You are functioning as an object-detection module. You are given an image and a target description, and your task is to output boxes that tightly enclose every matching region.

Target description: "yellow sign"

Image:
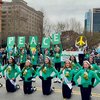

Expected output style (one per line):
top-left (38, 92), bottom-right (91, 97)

top-left (75, 36), bottom-right (87, 47)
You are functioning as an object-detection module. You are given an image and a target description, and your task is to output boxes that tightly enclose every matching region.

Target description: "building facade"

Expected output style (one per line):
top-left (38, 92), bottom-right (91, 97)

top-left (93, 8), bottom-right (100, 33)
top-left (0, 0), bottom-right (2, 46)
top-left (1, 0), bottom-right (43, 44)
top-left (85, 8), bottom-right (100, 34)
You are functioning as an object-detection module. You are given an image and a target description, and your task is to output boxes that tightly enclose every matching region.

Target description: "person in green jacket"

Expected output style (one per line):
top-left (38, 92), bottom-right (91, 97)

top-left (69, 55), bottom-right (82, 85)
top-left (53, 45), bottom-right (62, 83)
top-left (74, 60), bottom-right (100, 100)
top-left (30, 48), bottom-right (38, 71)
top-left (88, 56), bottom-right (100, 85)
top-left (19, 48), bottom-right (27, 70)
top-left (2, 56), bottom-right (21, 92)
top-left (30, 47), bottom-right (38, 82)
top-left (37, 56), bottom-right (58, 95)
top-left (21, 60), bottom-right (37, 94)
top-left (84, 49), bottom-right (90, 60)
top-left (59, 59), bottom-right (74, 99)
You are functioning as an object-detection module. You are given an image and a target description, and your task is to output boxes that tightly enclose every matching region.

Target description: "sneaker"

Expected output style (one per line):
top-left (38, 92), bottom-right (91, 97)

top-left (19, 79), bottom-right (23, 81)
top-left (33, 87), bottom-right (37, 91)
top-left (53, 78), bottom-right (57, 83)
top-left (16, 84), bottom-right (20, 89)
top-left (32, 78), bottom-right (36, 82)
top-left (57, 79), bottom-right (61, 83)
top-left (0, 83), bottom-right (3, 88)
top-left (52, 87), bottom-right (55, 91)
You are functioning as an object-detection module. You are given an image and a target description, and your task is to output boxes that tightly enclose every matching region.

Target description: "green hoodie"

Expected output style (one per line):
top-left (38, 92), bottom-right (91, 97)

top-left (74, 69), bottom-right (100, 88)
top-left (2, 64), bottom-right (21, 79)
top-left (59, 68), bottom-right (75, 84)
top-left (30, 51), bottom-right (38, 65)
top-left (20, 52), bottom-right (27, 63)
top-left (37, 64), bottom-right (58, 80)
top-left (21, 66), bottom-right (37, 82)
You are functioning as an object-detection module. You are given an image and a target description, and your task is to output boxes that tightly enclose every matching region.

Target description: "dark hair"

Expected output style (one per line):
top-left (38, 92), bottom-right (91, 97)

top-left (69, 56), bottom-right (77, 63)
top-left (88, 56), bottom-right (95, 64)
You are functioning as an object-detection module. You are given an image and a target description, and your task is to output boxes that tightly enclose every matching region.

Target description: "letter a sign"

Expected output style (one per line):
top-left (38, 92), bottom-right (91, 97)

top-left (18, 36), bottom-right (25, 48)
top-left (29, 36), bottom-right (38, 47)
top-left (42, 37), bottom-right (50, 48)
top-left (7, 37), bottom-right (15, 48)
top-left (52, 33), bottom-right (61, 45)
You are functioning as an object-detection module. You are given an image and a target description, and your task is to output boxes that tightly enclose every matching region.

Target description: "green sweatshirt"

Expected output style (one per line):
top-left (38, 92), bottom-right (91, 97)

top-left (59, 68), bottom-right (75, 84)
top-left (30, 51), bottom-right (38, 65)
top-left (52, 44), bottom-right (62, 63)
top-left (37, 64), bottom-right (58, 80)
top-left (20, 52), bottom-right (27, 63)
top-left (54, 52), bottom-right (61, 63)
top-left (2, 64), bottom-right (21, 79)
top-left (74, 69), bottom-right (100, 88)
top-left (21, 66), bottom-right (37, 82)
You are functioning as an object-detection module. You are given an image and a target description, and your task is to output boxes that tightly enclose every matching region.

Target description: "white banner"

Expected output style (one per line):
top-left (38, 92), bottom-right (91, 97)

top-left (61, 51), bottom-right (83, 62)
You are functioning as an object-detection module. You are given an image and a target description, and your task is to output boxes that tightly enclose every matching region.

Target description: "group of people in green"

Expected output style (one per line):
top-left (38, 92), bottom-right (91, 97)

top-left (0, 44), bottom-right (100, 100)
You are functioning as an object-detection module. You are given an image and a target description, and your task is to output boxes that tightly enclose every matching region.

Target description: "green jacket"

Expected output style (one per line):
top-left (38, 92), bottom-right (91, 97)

top-left (54, 52), bottom-right (61, 63)
top-left (2, 64), bottom-right (21, 79)
top-left (59, 68), bottom-right (75, 84)
top-left (30, 51), bottom-right (38, 65)
top-left (52, 44), bottom-right (62, 63)
top-left (74, 69), bottom-right (100, 87)
top-left (20, 53), bottom-right (27, 63)
top-left (21, 66), bottom-right (37, 82)
top-left (37, 64), bottom-right (58, 80)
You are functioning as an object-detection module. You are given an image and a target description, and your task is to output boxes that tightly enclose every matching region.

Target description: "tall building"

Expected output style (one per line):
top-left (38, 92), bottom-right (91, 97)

top-left (85, 9), bottom-right (92, 33)
top-left (85, 8), bottom-right (100, 34)
top-left (1, 0), bottom-right (43, 44)
top-left (93, 8), bottom-right (100, 33)
top-left (0, 0), bottom-right (3, 46)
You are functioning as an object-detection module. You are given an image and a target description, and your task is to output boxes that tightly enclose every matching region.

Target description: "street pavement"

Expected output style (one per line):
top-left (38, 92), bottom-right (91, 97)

top-left (0, 76), bottom-right (100, 100)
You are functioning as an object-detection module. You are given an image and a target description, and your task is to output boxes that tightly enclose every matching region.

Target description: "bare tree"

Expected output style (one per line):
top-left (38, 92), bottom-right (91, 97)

top-left (53, 22), bottom-right (66, 33)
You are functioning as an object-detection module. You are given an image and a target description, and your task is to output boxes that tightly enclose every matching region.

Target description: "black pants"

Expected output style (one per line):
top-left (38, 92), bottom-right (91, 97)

top-left (91, 78), bottom-right (95, 86)
top-left (20, 63), bottom-right (25, 70)
top-left (72, 74), bottom-right (76, 86)
top-left (62, 83), bottom-right (72, 99)
top-left (23, 81), bottom-right (33, 94)
top-left (6, 79), bottom-right (17, 92)
top-left (80, 85), bottom-right (92, 100)
top-left (55, 62), bottom-right (61, 72)
top-left (39, 76), bottom-right (52, 95)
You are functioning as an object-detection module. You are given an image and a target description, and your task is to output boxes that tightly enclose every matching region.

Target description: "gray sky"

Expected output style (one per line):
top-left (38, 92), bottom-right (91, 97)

top-left (3, 0), bottom-right (100, 26)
